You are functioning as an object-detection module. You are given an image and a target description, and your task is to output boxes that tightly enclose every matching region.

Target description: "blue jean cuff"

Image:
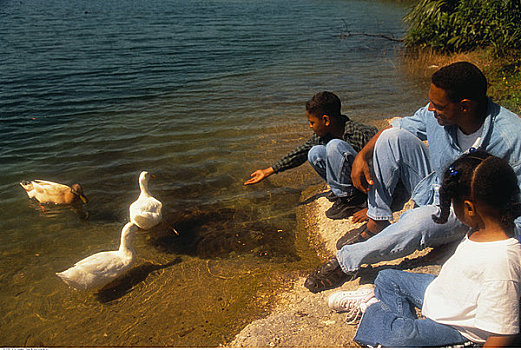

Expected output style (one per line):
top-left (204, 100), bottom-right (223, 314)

top-left (336, 250), bottom-right (357, 273)
top-left (367, 211), bottom-right (393, 221)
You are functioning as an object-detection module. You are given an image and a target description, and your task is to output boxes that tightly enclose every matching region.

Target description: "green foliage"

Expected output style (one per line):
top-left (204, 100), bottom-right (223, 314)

top-left (404, 0), bottom-right (521, 56)
top-left (487, 59), bottom-right (521, 114)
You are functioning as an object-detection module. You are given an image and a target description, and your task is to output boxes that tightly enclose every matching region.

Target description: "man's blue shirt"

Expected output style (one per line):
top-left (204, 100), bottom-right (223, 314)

top-left (391, 100), bottom-right (521, 229)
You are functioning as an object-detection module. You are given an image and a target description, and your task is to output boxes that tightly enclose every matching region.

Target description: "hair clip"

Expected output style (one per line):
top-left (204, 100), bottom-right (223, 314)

top-left (448, 165), bottom-right (459, 177)
top-left (468, 147), bottom-right (477, 153)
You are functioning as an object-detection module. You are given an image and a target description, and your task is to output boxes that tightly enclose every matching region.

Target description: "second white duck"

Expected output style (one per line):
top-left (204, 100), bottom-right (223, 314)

top-left (129, 171), bottom-right (163, 230)
top-left (56, 222), bottom-right (138, 291)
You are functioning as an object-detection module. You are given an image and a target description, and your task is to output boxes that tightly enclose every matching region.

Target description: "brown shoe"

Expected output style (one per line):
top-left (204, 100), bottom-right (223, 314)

top-left (336, 223), bottom-right (378, 250)
top-left (304, 257), bottom-right (357, 293)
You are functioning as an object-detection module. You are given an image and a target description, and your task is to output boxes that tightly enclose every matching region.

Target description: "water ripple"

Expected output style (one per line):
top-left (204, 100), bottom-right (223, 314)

top-left (0, 0), bottom-right (429, 346)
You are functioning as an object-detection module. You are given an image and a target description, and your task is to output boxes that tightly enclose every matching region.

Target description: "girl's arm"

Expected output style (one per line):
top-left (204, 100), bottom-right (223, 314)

top-left (484, 334), bottom-right (519, 347)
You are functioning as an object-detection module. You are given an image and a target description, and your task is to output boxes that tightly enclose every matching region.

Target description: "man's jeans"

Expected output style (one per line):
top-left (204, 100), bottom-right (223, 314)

top-left (336, 128), bottom-right (468, 272)
top-left (368, 127), bottom-right (431, 221)
top-left (307, 139), bottom-right (357, 197)
top-left (354, 269), bottom-right (469, 347)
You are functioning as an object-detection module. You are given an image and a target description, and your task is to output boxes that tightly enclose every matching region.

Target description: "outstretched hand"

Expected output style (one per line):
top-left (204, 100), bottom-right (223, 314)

top-left (244, 167), bottom-right (275, 185)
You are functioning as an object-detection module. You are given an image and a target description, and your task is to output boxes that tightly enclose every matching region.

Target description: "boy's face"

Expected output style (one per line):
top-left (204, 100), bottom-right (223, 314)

top-left (306, 111), bottom-right (330, 137)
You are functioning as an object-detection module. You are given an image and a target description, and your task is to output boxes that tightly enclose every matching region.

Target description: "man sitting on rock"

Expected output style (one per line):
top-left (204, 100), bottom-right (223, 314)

top-left (304, 61), bottom-right (521, 293)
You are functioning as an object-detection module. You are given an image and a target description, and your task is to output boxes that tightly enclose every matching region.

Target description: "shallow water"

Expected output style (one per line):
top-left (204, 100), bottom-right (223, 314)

top-left (1, 0), bottom-right (428, 346)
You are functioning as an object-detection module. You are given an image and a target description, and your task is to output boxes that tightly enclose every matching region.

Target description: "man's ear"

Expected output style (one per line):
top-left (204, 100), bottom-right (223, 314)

top-left (322, 114), bottom-right (331, 126)
top-left (459, 99), bottom-right (474, 113)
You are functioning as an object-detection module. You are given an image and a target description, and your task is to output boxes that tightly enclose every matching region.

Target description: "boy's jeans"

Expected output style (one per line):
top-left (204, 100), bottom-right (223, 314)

top-left (336, 128), bottom-right (468, 273)
top-left (354, 269), bottom-right (469, 347)
top-left (307, 139), bottom-right (357, 197)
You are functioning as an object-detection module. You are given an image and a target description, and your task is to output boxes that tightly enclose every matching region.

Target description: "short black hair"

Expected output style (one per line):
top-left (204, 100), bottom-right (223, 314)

top-left (431, 61), bottom-right (488, 106)
top-left (305, 91), bottom-right (341, 118)
top-left (432, 150), bottom-right (520, 231)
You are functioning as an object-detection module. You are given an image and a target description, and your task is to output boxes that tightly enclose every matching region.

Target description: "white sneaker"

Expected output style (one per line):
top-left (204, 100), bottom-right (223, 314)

top-left (360, 296), bottom-right (378, 313)
top-left (328, 286), bottom-right (376, 324)
top-left (328, 286), bottom-right (375, 312)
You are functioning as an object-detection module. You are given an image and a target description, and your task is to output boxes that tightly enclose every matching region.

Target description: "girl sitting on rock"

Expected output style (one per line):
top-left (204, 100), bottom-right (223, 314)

top-left (327, 150), bottom-right (521, 347)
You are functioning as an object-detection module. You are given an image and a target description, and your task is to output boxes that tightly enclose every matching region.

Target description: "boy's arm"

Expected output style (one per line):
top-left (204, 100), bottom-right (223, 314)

top-left (244, 135), bottom-right (321, 185)
top-left (351, 126), bottom-right (391, 193)
top-left (484, 334), bottom-right (518, 347)
top-left (244, 167), bottom-right (275, 185)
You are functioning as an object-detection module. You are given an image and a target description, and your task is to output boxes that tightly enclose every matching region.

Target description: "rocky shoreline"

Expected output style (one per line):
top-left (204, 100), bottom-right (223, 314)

top-left (226, 184), bottom-right (453, 348)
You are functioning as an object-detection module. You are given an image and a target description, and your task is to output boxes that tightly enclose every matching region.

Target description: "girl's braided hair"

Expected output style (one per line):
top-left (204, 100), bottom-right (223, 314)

top-left (432, 149), bottom-right (521, 230)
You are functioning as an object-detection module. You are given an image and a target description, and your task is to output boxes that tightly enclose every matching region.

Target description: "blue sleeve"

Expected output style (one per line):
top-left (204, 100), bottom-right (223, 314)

top-left (390, 105), bottom-right (430, 142)
top-left (513, 161), bottom-right (521, 233)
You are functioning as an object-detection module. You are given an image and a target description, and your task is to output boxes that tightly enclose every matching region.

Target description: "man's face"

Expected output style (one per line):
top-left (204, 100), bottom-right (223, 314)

top-left (428, 83), bottom-right (462, 127)
top-left (306, 111), bottom-right (329, 137)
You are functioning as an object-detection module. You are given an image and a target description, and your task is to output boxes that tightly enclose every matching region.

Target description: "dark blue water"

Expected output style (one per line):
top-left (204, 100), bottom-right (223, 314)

top-left (0, 0), bottom-right (427, 346)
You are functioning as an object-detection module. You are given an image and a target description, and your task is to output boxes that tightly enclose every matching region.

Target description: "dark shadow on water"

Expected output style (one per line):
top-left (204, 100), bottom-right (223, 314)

top-left (149, 205), bottom-right (300, 262)
top-left (80, 208), bottom-right (122, 223)
top-left (298, 191), bottom-right (331, 206)
top-left (95, 257), bottom-right (182, 303)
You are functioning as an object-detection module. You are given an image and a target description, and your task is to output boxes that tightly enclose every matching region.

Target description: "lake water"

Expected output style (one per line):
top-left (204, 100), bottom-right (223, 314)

top-left (0, 0), bottom-right (428, 346)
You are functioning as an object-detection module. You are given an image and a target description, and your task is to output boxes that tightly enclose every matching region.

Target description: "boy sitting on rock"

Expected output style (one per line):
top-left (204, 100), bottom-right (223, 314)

top-left (244, 91), bottom-right (378, 220)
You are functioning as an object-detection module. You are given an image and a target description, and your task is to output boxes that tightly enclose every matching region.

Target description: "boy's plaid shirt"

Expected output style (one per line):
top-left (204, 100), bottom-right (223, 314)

top-left (272, 115), bottom-right (378, 173)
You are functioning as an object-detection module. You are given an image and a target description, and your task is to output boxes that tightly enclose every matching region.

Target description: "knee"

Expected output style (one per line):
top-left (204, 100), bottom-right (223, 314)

top-left (377, 128), bottom-right (408, 147)
top-left (308, 145), bottom-right (326, 164)
top-left (376, 128), bottom-right (423, 153)
top-left (326, 139), bottom-right (354, 158)
top-left (399, 205), bottom-right (456, 234)
top-left (374, 269), bottom-right (398, 289)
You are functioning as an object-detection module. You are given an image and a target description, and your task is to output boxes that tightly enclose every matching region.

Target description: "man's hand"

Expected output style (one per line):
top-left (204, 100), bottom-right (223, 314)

top-left (351, 125), bottom-right (390, 193)
top-left (244, 167), bottom-right (275, 185)
top-left (351, 153), bottom-right (373, 193)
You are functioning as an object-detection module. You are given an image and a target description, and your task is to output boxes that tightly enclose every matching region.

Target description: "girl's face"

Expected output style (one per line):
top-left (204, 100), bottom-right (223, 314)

top-left (452, 199), bottom-right (469, 226)
top-left (452, 197), bottom-right (481, 229)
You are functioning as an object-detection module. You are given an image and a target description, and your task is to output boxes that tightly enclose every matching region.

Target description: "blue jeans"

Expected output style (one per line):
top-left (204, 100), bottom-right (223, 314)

top-left (336, 128), bottom-right (468, 272)
top-left (354, 269), bottom-right (469, 347)
top-left (368, 127), bottom-right (432, 221)
top-left (307, 139), bottom-right (358, 197)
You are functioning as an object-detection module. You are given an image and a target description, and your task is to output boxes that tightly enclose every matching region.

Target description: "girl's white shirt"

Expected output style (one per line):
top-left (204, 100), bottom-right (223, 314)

top-left (422, 229), bottom-right (521, 343)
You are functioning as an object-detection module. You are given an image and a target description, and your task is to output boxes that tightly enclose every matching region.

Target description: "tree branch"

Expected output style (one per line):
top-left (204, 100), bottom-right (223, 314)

top-left (340, 19), bottom-right (404, 43)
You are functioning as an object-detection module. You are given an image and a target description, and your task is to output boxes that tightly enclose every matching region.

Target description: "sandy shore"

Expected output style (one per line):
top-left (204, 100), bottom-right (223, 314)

top-left (226, 184), bottom-right (453, 348)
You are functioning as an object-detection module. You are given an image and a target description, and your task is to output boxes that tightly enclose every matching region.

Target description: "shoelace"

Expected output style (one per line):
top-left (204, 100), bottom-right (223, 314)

top-left (342, 294), bottom-right (376, 324)
top-left (337, 296), bottom-right (364, 324)
top-left (345, 307), bottom-right (362, 324)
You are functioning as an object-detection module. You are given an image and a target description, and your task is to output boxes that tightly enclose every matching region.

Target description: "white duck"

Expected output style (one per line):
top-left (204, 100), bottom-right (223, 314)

top-left (129, 171), bottom-right (179, 234)
top-left (129, 171), bottom-right (162, 229)
top-left (20, 180), bottom-right (88, 205)
top-left (56, 222), bottom-right (138, 290)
